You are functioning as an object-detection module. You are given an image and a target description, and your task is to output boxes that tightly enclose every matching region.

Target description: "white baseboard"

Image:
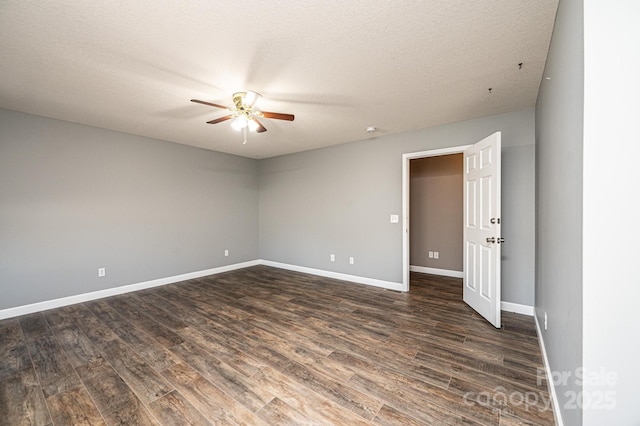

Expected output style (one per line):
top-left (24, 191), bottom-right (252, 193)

top-left (501, 301), bottom-right (535, 316)
top-left (0, 260), bottom-right (260, 320)
top-left (534, 313), bottom-right (564, 426)
top-left (259, 260), bottom-right (405, 292)
top-left (409, 265), bottom-right (464, 278)
top-left (0, 260), bottom-right (529, 325)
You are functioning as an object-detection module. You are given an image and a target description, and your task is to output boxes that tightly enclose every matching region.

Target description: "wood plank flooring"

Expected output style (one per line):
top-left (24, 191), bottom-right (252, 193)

top-left (0, 266), bottom-right (555, 425)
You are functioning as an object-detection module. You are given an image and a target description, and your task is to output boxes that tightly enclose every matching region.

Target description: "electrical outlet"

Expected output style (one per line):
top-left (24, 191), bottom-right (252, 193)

top-left (390, 214), bottom-right (399, 223)
top-left (98, 267), bottom-right (106, 277)
top-left (224, 249), bottom-right (229, 257)
top-left (434, 251), bottom-right (439, 259)
top-left (349, 257), bottom-right (354, 265)
top-left (544, 312), bottom-right (548, 330)
top-left (330, 254), bottom-right (335, 262)
top-left (428, 251), bottom-right (434, 258)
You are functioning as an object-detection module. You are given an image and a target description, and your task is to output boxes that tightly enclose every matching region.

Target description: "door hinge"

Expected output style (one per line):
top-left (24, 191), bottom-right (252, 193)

top-left (490, 217), bottom-right (501, 224)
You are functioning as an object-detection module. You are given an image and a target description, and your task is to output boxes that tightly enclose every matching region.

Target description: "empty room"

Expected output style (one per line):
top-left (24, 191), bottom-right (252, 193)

top-left (1, 1), bottom-right (638, 425)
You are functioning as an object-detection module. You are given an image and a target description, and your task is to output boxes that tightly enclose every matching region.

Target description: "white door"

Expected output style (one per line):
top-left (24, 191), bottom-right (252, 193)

top-left (463, 132), bottom-right (502, 328)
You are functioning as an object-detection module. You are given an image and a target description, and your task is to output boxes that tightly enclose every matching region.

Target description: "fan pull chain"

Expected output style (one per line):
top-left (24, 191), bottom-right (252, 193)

top-left (243, 126), bottom-right (248, 144)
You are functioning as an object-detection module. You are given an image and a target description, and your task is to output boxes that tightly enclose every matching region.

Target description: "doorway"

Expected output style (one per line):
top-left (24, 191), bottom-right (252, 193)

top-left (401, 146), bottom-right (471, 291)
top-left (408, 153), bottom-right (464, 279)
top-left (402, 132), bottom-right (502, 328)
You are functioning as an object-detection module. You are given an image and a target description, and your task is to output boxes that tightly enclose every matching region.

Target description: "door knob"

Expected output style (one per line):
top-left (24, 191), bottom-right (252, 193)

top-left (486, 237), bottom-right (495, 243)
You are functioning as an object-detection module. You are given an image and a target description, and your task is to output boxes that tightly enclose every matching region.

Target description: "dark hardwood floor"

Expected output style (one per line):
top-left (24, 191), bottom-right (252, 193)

top-left (0, 266), bottom-right (555, 425)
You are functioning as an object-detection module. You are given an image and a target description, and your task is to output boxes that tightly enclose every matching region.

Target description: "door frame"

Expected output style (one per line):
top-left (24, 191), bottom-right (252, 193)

top-left (401, 145), bottom-right (472, 291)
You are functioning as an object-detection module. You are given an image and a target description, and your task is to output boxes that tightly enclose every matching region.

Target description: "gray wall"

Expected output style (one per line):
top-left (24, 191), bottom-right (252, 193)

top-left (409, 154), bottom-right (463, 272)
top-left (536, 1), bottom-right (640, 423)
top-left (0, 109), bottom-right (259, 310)
top-left (1, 108), bottom-right (536, 311)
top-left (534, 0), bottom-right (583, 424)
top-left (260, 109), bottom-right (536, 306)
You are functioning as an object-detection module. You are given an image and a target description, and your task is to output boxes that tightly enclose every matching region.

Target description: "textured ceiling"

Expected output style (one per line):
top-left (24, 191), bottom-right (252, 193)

top-left (0, 0), bottom-right (558, 159)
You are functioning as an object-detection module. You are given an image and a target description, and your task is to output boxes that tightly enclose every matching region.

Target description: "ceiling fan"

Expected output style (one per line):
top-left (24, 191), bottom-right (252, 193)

top-left (191, 91), bottom-right (294, 136)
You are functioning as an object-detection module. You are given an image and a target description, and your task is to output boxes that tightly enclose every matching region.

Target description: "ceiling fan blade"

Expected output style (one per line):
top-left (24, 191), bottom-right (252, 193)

top-left (261, 111), bottom-right (295, 121)
top-left (207, 115), bottom-right (234, 124)
top-left (191, 99), bottom-right (230, 110)
top-left (253, 118), bottom-right (267, 133)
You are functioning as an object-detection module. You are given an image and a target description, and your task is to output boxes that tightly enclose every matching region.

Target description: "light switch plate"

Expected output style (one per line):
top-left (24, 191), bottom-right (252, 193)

top-left (390, 214), bottom-right (399, 223)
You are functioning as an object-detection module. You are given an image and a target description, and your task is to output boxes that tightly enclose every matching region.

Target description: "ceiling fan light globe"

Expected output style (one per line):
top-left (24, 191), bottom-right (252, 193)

top-left (231, 116), bottom-right (248, 131)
